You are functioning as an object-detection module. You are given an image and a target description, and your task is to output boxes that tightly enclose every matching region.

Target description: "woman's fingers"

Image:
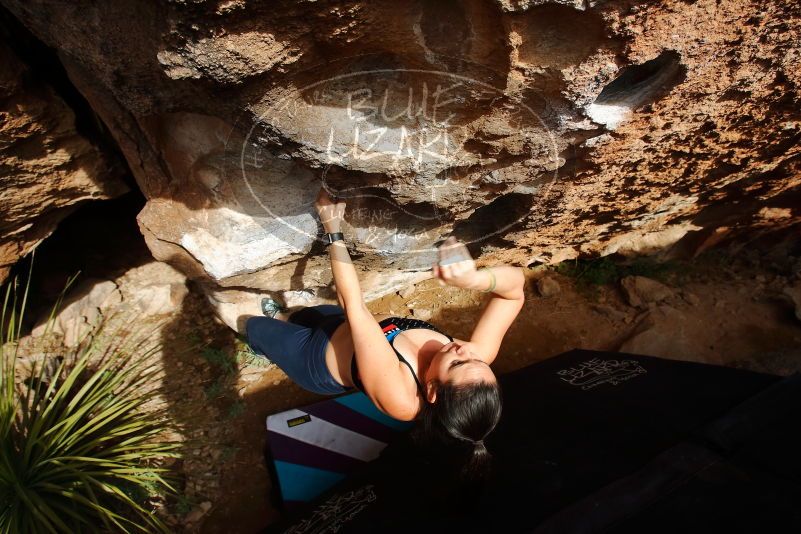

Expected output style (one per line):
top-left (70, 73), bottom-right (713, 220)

top-left (316, 187), bottom-right (344, 210)
top-left (439, 263), bottom-right (453, 280)
top-left (438, 257), bottom-right (475, 279)
top-left (449, 258), bottom-right (474, 277)
top-left (434, 238), bottom-right (477, 288)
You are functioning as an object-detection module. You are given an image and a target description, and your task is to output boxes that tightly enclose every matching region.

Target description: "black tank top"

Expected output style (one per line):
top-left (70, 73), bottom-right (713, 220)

top-left (350, 317), bottom-right (454, 395)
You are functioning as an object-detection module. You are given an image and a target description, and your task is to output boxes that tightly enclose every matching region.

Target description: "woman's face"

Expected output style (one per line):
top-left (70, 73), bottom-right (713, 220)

top-left (424, 341), bottom-right (496, 402)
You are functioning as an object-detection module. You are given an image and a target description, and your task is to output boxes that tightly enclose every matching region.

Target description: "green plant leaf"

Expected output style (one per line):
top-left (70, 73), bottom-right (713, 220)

top-left (1, 271), bottom-right (177, 533)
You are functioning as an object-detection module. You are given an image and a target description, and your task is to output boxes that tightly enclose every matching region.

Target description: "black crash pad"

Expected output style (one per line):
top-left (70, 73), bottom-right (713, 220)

top-left (267, 349), bottom-right (800, 533)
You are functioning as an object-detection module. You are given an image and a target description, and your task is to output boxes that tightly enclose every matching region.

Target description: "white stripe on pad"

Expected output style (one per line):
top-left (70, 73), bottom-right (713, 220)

top-left (266, 409), bottom-right (385, 462)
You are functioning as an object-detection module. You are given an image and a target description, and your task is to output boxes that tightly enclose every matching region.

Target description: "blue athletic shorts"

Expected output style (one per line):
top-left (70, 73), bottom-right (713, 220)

top-left (245, 304), bottom-right (350, 395)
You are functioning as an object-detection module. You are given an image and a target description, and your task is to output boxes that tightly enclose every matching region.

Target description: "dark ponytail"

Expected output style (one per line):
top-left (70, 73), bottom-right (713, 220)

top-left (414, 381), bottom-right (502, 481)
top-left (465, 439), bottom-right (491, 478)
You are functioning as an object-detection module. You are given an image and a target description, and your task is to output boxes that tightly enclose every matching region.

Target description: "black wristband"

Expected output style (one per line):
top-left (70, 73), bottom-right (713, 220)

top-left (323, 232), bottom-right (344, 246)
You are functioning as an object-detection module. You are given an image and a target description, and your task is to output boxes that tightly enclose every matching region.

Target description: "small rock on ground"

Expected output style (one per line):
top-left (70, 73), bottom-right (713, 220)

top-left (621, 276), bottom-right (674, 308)
top-left (411, 308), bottom-right (433, 320)
top-left (398, 285), bottom-right (416, 299)
top-left (537, 276), bottom-right (561, 298)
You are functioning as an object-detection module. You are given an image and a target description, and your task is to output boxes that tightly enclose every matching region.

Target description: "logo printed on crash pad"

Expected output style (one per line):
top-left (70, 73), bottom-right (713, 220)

top-left (285, 485), bottom-right (377, 534)
top-left (287, 414), bottom-right (312, 427)
top-left (557, 358), bottom-right (646, 390)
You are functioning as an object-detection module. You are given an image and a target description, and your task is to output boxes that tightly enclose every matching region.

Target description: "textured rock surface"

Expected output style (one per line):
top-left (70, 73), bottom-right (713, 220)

top-left (0, 39), bottom-right (127, 283)
top-left (31, 278), bottom-right (123, 345)
top-left (785, 282), bottom-right (801, 322)
top-left (30, 260), bottom-right (190, 345)
top-left (1, 0), bottom-right (799, 305)
top-left (620, 275), bottom-right (674, 308)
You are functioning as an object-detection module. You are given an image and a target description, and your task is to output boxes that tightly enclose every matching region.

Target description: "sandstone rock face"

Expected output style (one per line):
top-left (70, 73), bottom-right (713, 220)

top-left (1, 0), bottom-right (799, 305)
top-left (0, 40), bottom-right (127, 283)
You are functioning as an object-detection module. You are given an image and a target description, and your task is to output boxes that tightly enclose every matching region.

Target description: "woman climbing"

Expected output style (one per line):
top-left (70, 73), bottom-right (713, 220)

top-left (244, 187), bottom-right (526, 478)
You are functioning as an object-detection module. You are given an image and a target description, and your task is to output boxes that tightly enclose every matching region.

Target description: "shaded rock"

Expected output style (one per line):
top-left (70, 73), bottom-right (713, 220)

top-left (184, 502), bottom-right (212, 525)
top-left (619, 305), bottom-right (698, 361)
top-left (0, 40), bottom-right (127, 284)
top-left (621, 276), bottom-right (674, 308)
top-left (591, 304), bottom-right (629, 322)
top-left (681, 291), bottom-right (701, 306)
top-left (536, 276), bottom-right (561, 298)
top-left (783, 284), bottom-right (801, 322)
top-left (32, 278), bottom-right (122, 345)
top-left (734, 348), bottom-right (801, 376)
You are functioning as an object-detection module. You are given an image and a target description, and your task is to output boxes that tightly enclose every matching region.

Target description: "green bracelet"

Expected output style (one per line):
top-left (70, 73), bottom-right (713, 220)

top-left (478, 267), bottom-right (496, 293)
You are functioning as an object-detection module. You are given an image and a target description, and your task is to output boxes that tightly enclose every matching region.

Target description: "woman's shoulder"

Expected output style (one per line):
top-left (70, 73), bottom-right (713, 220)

top-left (369, 374), bottom-right (424, 422)
top-left (390, 398), bottom-right (423, 422)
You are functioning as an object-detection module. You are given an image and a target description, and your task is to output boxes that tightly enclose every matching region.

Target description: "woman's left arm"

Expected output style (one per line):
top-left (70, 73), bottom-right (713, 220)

top-left (465, 267), bottom-right (525, 364)
top-left (433, 237), bottom-right (526, 364)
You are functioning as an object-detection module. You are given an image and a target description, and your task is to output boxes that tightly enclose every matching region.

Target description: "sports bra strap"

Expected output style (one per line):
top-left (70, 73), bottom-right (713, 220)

top-left (396, 353), bottom-right (426, 396)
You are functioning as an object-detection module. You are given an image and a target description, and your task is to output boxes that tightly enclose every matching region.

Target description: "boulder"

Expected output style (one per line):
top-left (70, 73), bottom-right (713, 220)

top-left (32, 278), bottom-right (123, 345)
top-left (116, 261), bottom-right (190, 317)
top-left (1, 0), bottom-right (799, 306)
top-left (620, 276), bottom-right (675, 308)
top-left (619, 305), bottom-right (699, 362)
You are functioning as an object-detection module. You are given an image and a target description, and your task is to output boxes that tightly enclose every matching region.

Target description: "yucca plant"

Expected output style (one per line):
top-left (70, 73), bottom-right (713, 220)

top-left (0, 267), bottom-right (180, 533)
